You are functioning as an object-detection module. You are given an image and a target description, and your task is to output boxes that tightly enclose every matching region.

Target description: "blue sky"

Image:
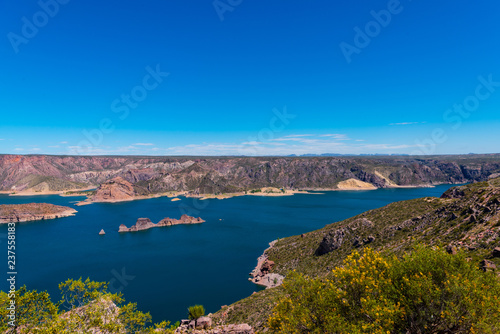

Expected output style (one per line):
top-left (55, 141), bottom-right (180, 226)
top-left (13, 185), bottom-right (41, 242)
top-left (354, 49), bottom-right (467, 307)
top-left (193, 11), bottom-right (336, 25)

top-left (1, 0), bottom-right (499, 156)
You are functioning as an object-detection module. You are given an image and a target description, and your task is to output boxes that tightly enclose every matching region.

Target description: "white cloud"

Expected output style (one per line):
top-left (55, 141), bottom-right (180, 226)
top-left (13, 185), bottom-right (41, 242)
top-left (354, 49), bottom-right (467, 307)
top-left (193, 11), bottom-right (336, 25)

top-left (132, 143), bottom-right (154, 146)
top-left (389, 122), bottom-right (426, 126)
top-left (48, 145), bottom-right (60, 148)
top-left (14, 148), bottom-right (23, 151)
top-left (60, 141), bottom-right (68, 144)
top-left (319, 134), bottom-right (349, 140)
top-left (283, 134), bottom-right (314, 138)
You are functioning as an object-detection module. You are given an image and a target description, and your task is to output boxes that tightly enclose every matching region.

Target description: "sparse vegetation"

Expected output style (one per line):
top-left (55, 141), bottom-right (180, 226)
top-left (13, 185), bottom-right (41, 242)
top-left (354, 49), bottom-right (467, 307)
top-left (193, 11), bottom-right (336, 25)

top-left (188, 304), bottom-right (205, 320)
top-left (214, 179), bottom-right (500, 330)
top-left (269, 247), bottom-right (500, 333)
top-left (0, 278), bottom-right (178, 333)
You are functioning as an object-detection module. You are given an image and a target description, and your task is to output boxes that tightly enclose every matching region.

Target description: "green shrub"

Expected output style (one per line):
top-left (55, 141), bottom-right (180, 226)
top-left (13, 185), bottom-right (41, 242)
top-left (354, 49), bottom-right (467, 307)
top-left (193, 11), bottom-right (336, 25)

top-left (0, 278), bottom-right (177, 333)
top-left (269, 246), bottom-right (500, 333)
top-left (188, 305), bottom-right (205, 320)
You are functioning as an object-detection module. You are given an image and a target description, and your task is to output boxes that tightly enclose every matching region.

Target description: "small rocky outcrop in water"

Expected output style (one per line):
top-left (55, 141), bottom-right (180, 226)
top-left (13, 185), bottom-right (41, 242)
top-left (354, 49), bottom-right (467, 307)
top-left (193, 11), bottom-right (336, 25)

top-left (119, 215), bottom-right (205, 232)
top-left (99, 229), bottom-right (105, 235)
top-left (0, 203), bottom-right (77, 223)
top-left (158, 215), bottom-right (205, 226)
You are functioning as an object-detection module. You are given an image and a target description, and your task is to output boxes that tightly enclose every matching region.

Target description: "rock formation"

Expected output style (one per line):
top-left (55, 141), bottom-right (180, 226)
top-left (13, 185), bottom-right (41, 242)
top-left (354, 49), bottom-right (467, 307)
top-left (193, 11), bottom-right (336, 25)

top-left (0, 203), bottom-right (77, 223)
top-left (316, 218), bottom-right (374, 255)
top-left (158, 214), bottom-right (205, 226)
top-left (249, 240), bottom-right (284, 289)
top-left (90, 177), bottom-right (142, 203)
top-left (119, 215), bottom-right (205, 232)
top-left (99, 229), bottom-right (105, 235)
top-left (175, 319), bottom-right (254, 334)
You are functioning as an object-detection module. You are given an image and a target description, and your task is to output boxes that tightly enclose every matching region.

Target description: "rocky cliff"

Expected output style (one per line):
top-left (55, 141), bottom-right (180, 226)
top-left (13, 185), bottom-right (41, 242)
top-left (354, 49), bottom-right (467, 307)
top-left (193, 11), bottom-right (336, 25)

top-left (1, 154), bottom-right (500, 199)
top-left (0, 203), bottom-right (77, 223)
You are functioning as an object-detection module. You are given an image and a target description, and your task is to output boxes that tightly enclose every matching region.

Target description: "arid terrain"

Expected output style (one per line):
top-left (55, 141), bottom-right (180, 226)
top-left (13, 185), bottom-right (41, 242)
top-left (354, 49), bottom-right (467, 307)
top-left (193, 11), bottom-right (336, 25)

top-left (2, 154), bottom-right (500, 204)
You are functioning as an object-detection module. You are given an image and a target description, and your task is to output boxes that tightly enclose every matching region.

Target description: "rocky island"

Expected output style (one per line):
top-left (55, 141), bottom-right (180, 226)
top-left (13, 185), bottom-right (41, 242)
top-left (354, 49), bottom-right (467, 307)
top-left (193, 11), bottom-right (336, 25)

top-left (119, 214), bottom-right (205, 232)
top-left (0, 203), bottom-right (77, 223)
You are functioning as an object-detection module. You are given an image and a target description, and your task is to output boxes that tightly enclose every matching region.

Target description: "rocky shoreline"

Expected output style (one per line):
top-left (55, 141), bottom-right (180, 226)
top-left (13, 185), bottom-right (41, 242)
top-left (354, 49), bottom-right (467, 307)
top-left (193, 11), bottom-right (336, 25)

top-left (118, 215), bottom-right (205, 232)
top-left (249, 240), bottom-right (284, 289)
top-left (0, 203), bottom-right (77, 224)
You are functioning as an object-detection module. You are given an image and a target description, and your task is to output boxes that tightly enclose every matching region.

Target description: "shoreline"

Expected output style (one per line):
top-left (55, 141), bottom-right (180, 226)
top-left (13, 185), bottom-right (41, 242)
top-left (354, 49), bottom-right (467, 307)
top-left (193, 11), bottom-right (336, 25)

top-left (249, 240), bottom-right (284, 289)
top-left (0, 182), bottom-right (449, 206)
top-left (0, 207), bottom-right (77, 224)
top-left (0, 186), bottom-right (96, 197)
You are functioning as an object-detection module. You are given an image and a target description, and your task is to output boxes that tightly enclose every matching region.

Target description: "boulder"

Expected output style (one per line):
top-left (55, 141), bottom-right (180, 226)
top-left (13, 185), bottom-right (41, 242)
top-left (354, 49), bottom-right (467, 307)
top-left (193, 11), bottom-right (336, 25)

top-left (493, 247), bottom-right (500, 258)
top-left (99, 229), bottom-right (105, 235)
top-left (261, 260), bottom-right (274, 274)
top-left (196, 316), bottom-right (212, 330)
top-left (316, 229), bottom-right (346, 255)
top-left (363, 235), bottom-right (375, 244)
top-left (480, 259), bottom-right (496, 272)
top-left (446, 245), bottom-right (457, 255)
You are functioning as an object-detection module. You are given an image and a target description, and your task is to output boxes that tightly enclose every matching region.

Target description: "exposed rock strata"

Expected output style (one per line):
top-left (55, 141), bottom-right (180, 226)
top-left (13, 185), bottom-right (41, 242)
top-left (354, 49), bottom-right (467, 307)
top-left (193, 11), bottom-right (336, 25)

top-left (0, 203), bottom-right (77, 223)
top-left (119, 215), bottom-right (205, 232)
top-left (2, 155), bottom-right (500, 199)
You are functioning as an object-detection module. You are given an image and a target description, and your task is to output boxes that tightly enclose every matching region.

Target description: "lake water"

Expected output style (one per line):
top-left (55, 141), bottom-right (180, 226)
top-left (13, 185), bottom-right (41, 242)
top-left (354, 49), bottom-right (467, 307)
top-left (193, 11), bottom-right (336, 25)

top-left (0, 184), bottom-right (456, 323)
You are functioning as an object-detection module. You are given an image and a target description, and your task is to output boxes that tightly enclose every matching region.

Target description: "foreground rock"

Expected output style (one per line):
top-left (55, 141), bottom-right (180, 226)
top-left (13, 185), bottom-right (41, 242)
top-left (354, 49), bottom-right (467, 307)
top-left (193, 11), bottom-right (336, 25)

top-left (175, 321), bottom-right (254, 334)
top-left (249, 240), bottom-right (284, 288)
top-left (119, 215), bottom-right (205, 232)
top-left (0, 203), bottom-right (77, 223)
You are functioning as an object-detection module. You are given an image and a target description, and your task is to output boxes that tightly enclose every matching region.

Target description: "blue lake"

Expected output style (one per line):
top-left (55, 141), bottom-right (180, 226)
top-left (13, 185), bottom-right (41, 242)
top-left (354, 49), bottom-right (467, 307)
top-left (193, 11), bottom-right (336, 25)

top-left (0, 184), bottom-right (456, 323)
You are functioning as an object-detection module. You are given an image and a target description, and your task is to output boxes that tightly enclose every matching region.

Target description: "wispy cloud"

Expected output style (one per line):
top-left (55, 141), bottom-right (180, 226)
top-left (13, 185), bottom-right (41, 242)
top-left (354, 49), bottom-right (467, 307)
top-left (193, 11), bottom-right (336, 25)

top-left (319, 133), bottom-right (349, 140)
top-left (14, 148), bottom-right (23, 151)
top-left (360, 144), bottom-right (415, 150)
top-left (132, 143), bottom-right (154, 146)
top-left (60, 141), bottom-right (68, 144)
top-left (282, 134), bottom-right (314, 138)
top-left (389, 122), bottom-right (426, 126)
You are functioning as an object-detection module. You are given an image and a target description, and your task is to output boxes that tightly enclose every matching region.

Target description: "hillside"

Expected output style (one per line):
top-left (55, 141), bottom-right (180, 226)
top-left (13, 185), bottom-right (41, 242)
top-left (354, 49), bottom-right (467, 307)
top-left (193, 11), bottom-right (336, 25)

top-left (1, 155), bottom-right (500, 199)
top-left (213, 176), bottom-right (500, 330)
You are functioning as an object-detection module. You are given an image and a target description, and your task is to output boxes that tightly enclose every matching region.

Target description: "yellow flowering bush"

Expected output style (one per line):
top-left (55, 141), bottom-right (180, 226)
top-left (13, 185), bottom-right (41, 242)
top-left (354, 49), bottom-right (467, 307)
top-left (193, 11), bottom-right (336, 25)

top-left (269, 246), bottom-right (500, 333)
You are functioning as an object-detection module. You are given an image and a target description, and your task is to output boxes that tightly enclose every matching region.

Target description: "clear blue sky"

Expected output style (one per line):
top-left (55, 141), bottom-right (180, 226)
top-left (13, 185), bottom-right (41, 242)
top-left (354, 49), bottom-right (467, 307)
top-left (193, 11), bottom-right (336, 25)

top-left (1, 0), bottom-right (499, 156)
